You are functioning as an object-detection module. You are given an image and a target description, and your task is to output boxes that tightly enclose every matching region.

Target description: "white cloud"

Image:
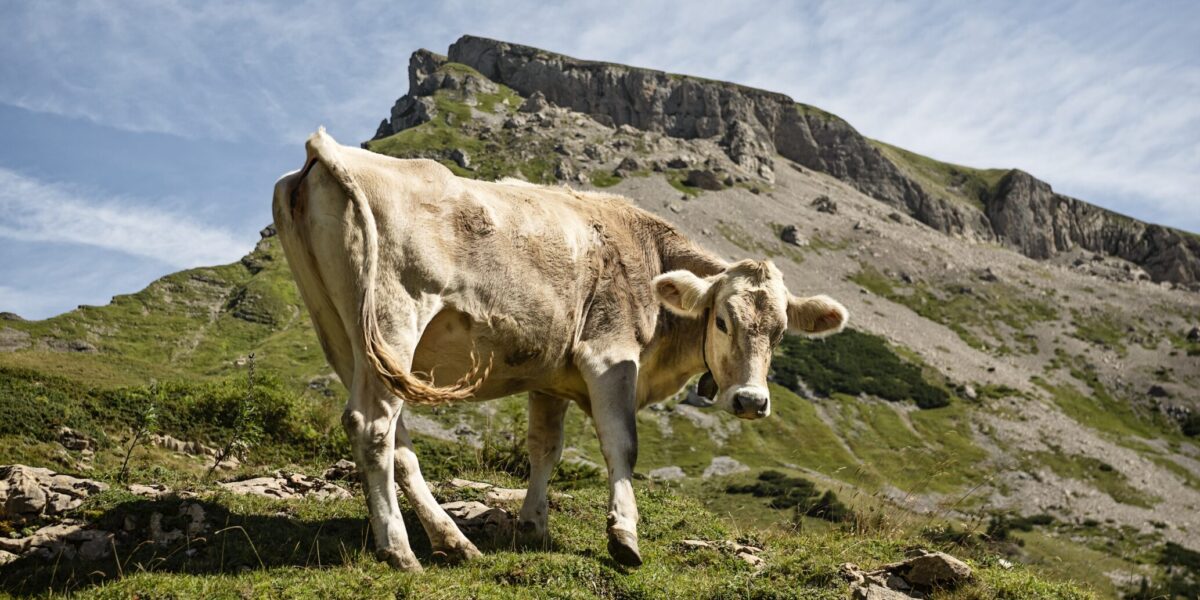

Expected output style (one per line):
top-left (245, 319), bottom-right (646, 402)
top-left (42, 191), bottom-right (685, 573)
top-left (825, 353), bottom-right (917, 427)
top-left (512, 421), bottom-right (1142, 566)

top-left (0, 168), bottom-right (248, 268)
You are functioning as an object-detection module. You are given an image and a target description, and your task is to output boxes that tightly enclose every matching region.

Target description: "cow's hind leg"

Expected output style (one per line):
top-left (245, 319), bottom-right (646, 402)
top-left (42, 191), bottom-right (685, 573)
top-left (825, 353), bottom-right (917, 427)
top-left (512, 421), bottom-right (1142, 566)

top-left (344, 367), bottom-right (421, 571)
top-left (581, 355), bottom-right (642, 567)
top-left (394, 412), bottom-right (482, 563)
top-left (518, 391), bottom-right (570, 548)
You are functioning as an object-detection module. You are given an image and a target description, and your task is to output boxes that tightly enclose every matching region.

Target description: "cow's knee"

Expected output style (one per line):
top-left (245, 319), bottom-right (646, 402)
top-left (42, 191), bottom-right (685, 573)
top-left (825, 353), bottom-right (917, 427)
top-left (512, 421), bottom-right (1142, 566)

top-left (342, 408), bottom-right (394, 471)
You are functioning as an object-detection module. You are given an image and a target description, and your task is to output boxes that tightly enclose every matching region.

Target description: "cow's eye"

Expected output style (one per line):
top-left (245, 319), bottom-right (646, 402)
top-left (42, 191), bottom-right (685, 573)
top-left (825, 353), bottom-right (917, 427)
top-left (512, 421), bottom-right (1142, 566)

top-left (715, 316), bottom-right (728, 334)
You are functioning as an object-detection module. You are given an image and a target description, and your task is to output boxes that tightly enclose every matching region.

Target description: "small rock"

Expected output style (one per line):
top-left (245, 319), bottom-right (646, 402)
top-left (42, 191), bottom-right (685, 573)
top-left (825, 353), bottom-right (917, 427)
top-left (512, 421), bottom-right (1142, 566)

top-left (851, 584), bottom-right (913, 600)
top-left (887, 212), bottom-right (905, 223)
top-left (1148, 385), bottom-right (1170, 398)
top-left (962, 385), bottom-right (978, 401)
top-left (737, 551), bottom-right (765, 569)
top-left (780, 225), bottom-right (809, 247)
top-left (680, 539), bottom-right (711, 550)
top-left (0, 549), bottom-right (17, 566)
top-left (614, 156), bottom-right (640, 176)
top-left (893, 550), bottom-right (972, 587)
top-left (322, 459), bottom-right (358, 482)
top-left (1187, 326), bottom-right (1200, 343)
top-left (441, 501), bottom-right (511, 539)
top-left (484, 487), bottom-right (526, 504)
top-left (684, 170), bottom-right (724, 191)
top-left (57, 427), bottom-right (93, 452)
top-left (447, 478), bottom-right (493, 490)
top-left (811, 195), bottom-right (837, 214)
top-left (129, 483), bottom-right (171, 499)
top-left (979, 267), bottom-right (1000, 282)
top-left (702, 456), bottom-right (749, 479)
top-left (519, 91), bottom-right (550, 113)
top-left (259, 224), bottom-right (277, 239)
top-left (648, 466), bottom-right (686, 481)
top-left (449, 148), bottom-right (471, 169)
top-left (666, 157), bottom-right (690, 169)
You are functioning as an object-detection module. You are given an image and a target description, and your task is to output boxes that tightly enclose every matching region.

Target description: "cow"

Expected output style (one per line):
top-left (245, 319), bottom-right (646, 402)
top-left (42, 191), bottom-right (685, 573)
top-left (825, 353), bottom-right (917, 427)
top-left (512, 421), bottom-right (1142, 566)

top-left (271, 128), bottom-right (848, 571)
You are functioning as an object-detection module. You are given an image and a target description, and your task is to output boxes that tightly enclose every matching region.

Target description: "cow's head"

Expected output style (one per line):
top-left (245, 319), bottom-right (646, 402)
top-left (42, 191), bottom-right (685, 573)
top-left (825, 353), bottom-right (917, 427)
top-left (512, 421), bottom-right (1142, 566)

top-left (653, 260), bottom-right (848, 419)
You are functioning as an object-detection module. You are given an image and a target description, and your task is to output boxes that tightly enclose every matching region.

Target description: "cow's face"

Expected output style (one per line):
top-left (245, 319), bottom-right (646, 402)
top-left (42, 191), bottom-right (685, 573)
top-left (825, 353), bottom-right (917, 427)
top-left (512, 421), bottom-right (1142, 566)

top-left (653, 260), bottom-right (848, 419)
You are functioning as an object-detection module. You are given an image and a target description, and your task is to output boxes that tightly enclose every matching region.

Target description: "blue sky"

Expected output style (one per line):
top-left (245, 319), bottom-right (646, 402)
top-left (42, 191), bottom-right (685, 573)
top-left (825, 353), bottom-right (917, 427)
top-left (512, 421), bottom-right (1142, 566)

top-left (1, 1), bottom-right (1197, 319)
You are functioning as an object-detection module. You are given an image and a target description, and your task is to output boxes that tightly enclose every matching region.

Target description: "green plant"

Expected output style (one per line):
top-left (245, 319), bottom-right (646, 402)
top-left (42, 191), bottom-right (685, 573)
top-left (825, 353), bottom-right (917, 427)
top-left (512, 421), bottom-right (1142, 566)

top-left (208, 354), bottom-right (265, 478)
top-left (772, 328), bottom-right (950, 408)
top-left (118, 384), bottom-right (160, 483)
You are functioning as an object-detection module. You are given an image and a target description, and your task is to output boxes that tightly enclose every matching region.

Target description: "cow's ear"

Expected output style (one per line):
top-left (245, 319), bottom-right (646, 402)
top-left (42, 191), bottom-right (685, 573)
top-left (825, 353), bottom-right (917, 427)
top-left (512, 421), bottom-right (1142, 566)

top-left (787, 294), bottom-right (848, 337)
top-left (653, 270), bottom-right (714, 317)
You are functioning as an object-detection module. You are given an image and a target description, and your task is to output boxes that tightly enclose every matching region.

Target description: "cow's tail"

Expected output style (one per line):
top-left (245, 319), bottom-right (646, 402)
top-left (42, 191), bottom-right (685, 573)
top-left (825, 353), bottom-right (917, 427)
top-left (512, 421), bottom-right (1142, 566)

top-left (303, 127), bottom-right (490, 405)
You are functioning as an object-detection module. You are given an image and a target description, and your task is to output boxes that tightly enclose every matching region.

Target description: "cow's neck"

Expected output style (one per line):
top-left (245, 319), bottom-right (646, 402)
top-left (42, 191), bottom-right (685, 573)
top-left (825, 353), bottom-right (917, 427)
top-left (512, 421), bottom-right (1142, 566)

top-left (636, 225), bottom-right (725, 406)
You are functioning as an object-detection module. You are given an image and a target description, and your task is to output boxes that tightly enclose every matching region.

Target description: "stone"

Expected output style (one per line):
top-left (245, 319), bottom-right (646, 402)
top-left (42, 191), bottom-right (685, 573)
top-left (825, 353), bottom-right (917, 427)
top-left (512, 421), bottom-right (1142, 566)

top-left (129, 483), bottom-right (171, 499)
top-left (736, 551), bottom-right (765, 569)
top-left (446, 478), bottom-right (493, 490)
top-left (684, 169), bottom-right (724, 191)
top-left (57, 427), bottom-right (93, 452)
top-left (323, 459), bottom-right (358, 482)
top-left (811, 195), bottom-right (837, 214)
top-left (441, 501), bottom-right (511, 539)
top-left (0, 549), bottom-right (17, 566)
top-left (1148, 385), bottom-right (1170, 398)
top-left (780, 225), bottom-right (809, 247)
top-left (679, 539), bottom-right (711, 550)
top-left (702, 456), bottom-right (749, 479)
top-left (666, 157), bottom-right (690, 169)
top-left (978, 267), bottom-right (1000, 282)
top-left (851, 584), bottom-right (913, 600)
top-left (1187, 326), bottom-right (1200, 343)
top-left (259, 224), bottom-right (277, 238)
top-left (614, 156), bottom-right (640, 176)
top-left (890, 550), bottom-right (972, 588)
top-left (2, 465), bottom-right (48, 517)
top-left (484, 487), bottom-right (526, 504)
top-left (962, 385), bottom-right (978, 401)
top-left (450, 148), bottom-right (471, 169)
top-left (218, 473), bottom-right (351, 500)
top-left (648, 466), bottom-right (686, 481)
top-left (519, 90), bottom-right (550, 113)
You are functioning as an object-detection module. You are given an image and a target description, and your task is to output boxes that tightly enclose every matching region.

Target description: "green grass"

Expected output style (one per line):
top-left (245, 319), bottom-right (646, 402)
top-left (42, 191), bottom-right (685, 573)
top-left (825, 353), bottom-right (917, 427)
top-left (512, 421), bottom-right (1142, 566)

top-left (849, 264), bottom-right (1058, 354)
top-left (870, 140), bottom-right (1009, 211)
top-left (1027, 451), bottom-right (1159, 508)
top-left (588, 170), bottom-right (622, 188)
top-left (0, 468), bottom-right (1092, 599)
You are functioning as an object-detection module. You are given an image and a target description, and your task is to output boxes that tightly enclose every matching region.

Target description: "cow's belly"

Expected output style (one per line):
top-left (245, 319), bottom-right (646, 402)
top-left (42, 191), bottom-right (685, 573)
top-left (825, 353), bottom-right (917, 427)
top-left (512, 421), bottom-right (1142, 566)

top-left (411, 306), bottom-right (578, 401)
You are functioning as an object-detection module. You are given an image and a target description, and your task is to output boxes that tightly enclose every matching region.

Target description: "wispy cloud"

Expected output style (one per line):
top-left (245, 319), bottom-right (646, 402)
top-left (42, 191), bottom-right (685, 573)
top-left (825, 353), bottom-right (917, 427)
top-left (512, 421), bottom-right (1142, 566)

top-left (0, 168), bottom-right (246, 268)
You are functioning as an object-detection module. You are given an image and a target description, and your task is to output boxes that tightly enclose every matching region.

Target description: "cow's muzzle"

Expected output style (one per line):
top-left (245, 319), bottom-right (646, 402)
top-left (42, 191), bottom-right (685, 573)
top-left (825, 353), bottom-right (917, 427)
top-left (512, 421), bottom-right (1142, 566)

top-left (731, 387), bottom-right (770, 419)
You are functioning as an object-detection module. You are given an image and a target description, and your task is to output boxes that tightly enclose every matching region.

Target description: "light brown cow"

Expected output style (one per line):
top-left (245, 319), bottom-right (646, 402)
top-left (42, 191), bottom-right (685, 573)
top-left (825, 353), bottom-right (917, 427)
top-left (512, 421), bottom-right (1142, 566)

top-left (272, 129), bottom-right (848, 571)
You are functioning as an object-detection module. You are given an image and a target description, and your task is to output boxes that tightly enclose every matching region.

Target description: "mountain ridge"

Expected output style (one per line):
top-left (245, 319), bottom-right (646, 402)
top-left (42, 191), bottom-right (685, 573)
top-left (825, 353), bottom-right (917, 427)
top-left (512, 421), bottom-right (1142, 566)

top-left (374, 34), bottom-right (1200, 287)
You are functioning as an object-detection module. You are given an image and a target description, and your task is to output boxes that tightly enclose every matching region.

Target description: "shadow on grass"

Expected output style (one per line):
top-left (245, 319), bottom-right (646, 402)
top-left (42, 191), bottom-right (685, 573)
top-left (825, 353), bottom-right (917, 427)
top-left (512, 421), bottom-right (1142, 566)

top-left (0, 494), bottom-right (521, 597)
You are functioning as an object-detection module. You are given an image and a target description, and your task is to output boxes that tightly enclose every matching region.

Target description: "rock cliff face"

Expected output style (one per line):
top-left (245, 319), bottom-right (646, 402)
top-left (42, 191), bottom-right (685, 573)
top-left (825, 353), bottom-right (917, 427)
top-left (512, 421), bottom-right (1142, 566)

top-left (988, 170), bottom-right (1200, 284)
top-left (372, 35), bottom-right (1200, 286)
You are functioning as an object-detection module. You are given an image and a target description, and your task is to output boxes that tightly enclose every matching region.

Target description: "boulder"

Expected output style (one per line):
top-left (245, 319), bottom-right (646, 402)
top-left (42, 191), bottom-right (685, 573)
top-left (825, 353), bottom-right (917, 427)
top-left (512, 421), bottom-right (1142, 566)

top-left (1187, 326), bottom-right (1200, 343)
top-left (322, 459), bottom-right (358, 482)
top-left (519, 90), bottom-right (550, 113)
top-left (702, 456), bottom-right (749, 479)
top-left (441, 500), bottom-right (511, 540)
top-left (57, 427), bottom-right (93, 452)
top-left (450, 148), bottom-right (471, 169)
top-left (780, 225), bottom-right (809, 247)
top-left (0, 465), bottom-right (107, 519)
top-left (648, 466), bottom-right (687, 481)
top-left (684, 169), bottom-right (724, 191)
top-left (484, 487), bottom-right (526, 504)
top-left (811, 195), bottom-right (837, 214)
top-left (896, 551), bottom-right (972, 587)
top-left (218, 472), bottom-right (351, 500)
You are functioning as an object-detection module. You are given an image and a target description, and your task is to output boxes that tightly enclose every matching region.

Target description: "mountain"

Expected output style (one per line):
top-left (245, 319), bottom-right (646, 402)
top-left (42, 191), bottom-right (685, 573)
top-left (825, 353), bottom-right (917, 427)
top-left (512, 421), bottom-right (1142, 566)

top-left (2, 35), bottom-right (1199, 598)
top-left (375, 35), bottom-right (1200, 287)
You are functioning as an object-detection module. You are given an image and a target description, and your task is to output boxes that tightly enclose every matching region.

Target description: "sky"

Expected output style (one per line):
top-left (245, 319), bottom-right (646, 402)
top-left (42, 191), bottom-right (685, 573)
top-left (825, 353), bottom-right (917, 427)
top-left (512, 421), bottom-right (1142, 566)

top-left (1, 1), bottom-right (1197, 319)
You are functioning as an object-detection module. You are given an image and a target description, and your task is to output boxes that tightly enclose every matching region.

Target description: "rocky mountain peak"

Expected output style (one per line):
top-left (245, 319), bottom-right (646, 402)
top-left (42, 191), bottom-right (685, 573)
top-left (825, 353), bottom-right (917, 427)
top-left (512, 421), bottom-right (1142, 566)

top-left (371, 34), bottom-right (1200, 288)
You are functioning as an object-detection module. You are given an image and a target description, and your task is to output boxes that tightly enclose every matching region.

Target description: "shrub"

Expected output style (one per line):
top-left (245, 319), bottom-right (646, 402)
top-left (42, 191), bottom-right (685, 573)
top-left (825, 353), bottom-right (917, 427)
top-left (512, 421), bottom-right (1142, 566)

top-left (772, 329), bottom-right (951, 408)
top-left (726, 470), bottom-right (851, 522)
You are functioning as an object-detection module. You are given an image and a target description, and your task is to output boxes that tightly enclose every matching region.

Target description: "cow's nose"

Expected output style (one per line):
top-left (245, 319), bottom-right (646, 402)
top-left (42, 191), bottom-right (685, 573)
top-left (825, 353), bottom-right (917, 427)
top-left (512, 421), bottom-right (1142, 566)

top-left (732, 391), bottom-right (769, 418)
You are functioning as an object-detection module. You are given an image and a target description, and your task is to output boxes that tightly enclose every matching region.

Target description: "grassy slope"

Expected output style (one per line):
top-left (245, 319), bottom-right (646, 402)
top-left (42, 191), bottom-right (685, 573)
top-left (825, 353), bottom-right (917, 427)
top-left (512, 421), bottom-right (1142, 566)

top-left (870, 140), bottom-right (1009, 211)
top-left (0, 469), bottom-right (1092, 599)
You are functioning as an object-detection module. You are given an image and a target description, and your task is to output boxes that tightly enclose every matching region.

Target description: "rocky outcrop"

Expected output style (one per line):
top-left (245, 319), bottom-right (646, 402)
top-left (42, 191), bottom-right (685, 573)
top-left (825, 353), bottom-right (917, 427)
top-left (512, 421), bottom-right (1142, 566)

top-left (370, 35), bottom-right (1200, 286)
top-left (987, 170), bottom-right (1200, 284)
top-left (0, 465), bottom-right (108, 519)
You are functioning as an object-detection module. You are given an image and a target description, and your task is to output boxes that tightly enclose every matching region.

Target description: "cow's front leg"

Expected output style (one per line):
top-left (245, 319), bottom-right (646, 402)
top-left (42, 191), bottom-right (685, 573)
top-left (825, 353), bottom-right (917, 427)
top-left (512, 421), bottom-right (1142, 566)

top-left (345, 370), bottom-right (420, 571)
top-left (393, 411), bottom-right (481, 563)
top-left (518, 392), bottom-right (570, 548)
top-left (582, 357), bottom-right (642, 567)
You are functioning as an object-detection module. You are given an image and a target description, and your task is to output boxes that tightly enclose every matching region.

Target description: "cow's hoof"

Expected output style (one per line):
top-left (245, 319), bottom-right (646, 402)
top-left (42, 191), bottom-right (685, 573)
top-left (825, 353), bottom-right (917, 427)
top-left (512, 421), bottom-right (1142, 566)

top-left (517, 520), bottom-right (550, 550)
top-left (378, 548), bottom-right (423, 572)
top-left (607, 529), bottom-right (643, 567)
top-left (431, 540), bottom-right (482, 564)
